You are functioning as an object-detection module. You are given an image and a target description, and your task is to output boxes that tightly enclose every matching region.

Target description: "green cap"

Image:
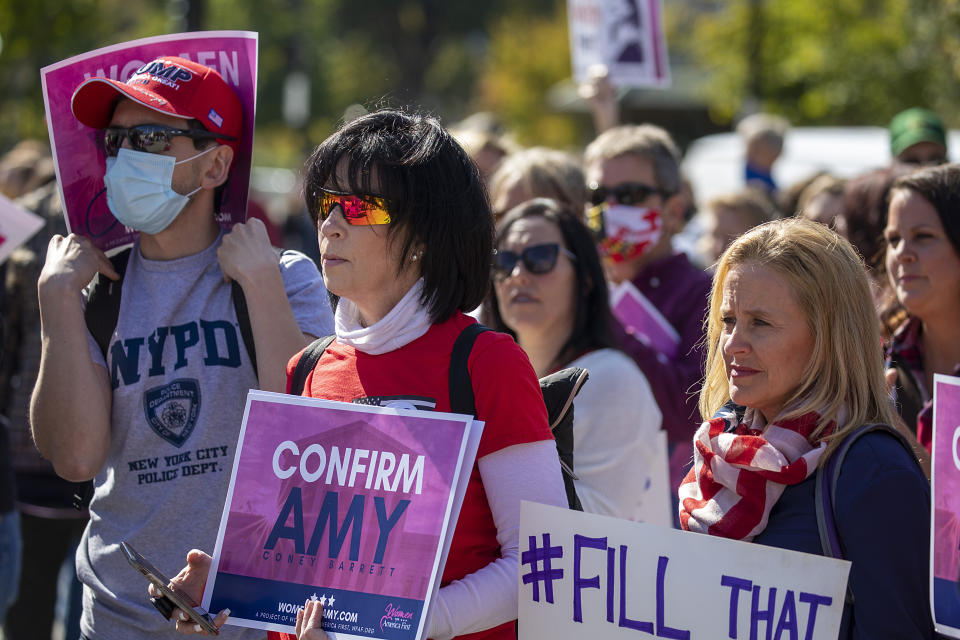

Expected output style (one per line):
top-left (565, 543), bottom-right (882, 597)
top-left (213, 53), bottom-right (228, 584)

top-left (889, 108), bottom-right (947, 157)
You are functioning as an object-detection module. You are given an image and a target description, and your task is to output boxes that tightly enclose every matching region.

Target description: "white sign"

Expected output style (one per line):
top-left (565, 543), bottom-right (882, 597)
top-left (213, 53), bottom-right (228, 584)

top-left (0, 194), bottom-right (45, 265)
top-left (519, 502), bottom-right (850, 639)
top-left (631, 430), bottom-right (671, 528)
top-left (568, 0), bottom-right (670, 88)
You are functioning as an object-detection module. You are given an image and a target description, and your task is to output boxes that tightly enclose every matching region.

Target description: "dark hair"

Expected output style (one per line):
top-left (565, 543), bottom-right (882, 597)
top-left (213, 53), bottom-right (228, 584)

top-left (303, 109), bottom-right (494, 323)
top-left (484, 198), bottom-right (615, 368)
top-left (891, 163), bottom-right (960, 256)
top-left (841, 166), bottom-right (909, 268)
top-left (878, 163), bottom-right (960, 337)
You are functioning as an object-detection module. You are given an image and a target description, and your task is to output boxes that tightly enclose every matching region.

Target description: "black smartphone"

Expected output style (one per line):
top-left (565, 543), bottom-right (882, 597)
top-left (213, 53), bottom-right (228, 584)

top-left (119, 541), bottom-right (220, 635)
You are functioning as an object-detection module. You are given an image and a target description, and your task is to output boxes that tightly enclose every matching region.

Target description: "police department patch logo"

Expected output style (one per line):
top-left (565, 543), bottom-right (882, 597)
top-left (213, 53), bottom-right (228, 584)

top-left (143, 379), bottom-right (201, 447)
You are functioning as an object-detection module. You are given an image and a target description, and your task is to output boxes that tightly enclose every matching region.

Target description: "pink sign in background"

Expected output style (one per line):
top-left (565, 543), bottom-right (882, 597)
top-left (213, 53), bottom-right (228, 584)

top-left (610, 281), bottom-right (680, 360)
top-left (932, 375), bottom-right (960, 635)
top-left (934, 378), bottom-right (960, 580)
top-left (41, 31), bottom-right (257, 252)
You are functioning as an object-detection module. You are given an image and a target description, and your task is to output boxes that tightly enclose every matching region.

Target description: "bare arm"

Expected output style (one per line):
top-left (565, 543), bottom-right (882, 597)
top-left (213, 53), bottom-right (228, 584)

top-left (579, 66), bottom-right (619, 135)
top-left (30, 234), bottom-right (117, 482)
top-left (218, 218), bottom-right (313, 393)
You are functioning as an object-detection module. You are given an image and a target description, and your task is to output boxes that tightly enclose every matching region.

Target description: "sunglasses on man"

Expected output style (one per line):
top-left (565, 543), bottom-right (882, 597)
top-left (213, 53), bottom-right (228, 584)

top-left (492, 243), bottom-right (576, 279)
top-left (588, 181), bottom-right (672, 207)
top-left (99, 124), bottom-right (236, 158)
top-left (314, 187), bottom-right (392, 226)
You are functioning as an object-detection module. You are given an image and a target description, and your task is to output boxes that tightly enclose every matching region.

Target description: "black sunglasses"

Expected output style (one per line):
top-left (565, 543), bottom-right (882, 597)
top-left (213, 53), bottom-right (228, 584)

top-left (99, 124), bottom-right (236, 157)
top-left (493, 243), bottom-right (576, 279)
top-left (588, 181), bottom-right (671, 206)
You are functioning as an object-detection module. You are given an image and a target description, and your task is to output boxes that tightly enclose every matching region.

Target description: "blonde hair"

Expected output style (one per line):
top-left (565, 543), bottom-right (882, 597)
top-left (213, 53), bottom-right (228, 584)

top-left (705, 188), bottom-right (779, 229)
top-left (488, 147), bottom-right (587, 216)
top-left (700, 218), bottom-right (896, 458)
top-left (736, 113), bottom-right (789, 151)
top-left (797, 174), bottom-right (846, 217)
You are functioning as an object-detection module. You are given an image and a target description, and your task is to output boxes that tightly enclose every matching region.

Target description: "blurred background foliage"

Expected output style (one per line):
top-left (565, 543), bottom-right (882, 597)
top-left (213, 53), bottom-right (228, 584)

top-left (2, 0), bottom-right (959, 165)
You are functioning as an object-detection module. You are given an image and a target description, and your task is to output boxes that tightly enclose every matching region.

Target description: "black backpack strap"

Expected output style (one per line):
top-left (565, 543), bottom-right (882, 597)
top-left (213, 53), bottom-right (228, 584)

top-left (449, 323), bottom-right (587, 511)
top-left (816, 422), bottom-right (915, 605)
top-left (539, 367), bottom-right (590, 511)
top-left (231, 281), bottom-right (257, 377)
top-left (289, 335), bottom-right (336, 396)
top-left (448, 323), bottom-right (491, 416)
top-left (84, 248), bottom-right (132, 358)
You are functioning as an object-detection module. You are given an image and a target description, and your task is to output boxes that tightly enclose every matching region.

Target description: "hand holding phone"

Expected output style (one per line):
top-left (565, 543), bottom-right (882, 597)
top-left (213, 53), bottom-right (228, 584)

top-left (120, 541), bottom-right (221, 635)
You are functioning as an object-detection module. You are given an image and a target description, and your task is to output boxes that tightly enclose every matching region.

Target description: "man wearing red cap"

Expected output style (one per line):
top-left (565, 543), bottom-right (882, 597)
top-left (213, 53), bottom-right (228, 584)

top-left (29, 56), bottom-right (332, 639)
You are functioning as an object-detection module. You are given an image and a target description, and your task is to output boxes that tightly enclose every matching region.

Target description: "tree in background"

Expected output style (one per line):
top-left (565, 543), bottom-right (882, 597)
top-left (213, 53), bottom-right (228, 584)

top-left (672, 0), bottom-right (958, 127)
top-left (0, 0), bottom-right (168, 151)
top-left (474, 3), bottom-right (583, 148)
top-left (5, 0), bottom-right (960, 160)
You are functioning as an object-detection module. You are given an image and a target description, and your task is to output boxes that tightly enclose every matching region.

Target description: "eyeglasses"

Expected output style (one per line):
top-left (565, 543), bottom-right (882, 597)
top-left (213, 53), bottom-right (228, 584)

top-left (99, 124), bottom-right (235, 157)
top-left (315, 187), bottom-right (392, 226)
top-left (588, 181), bottom-right (671, 206)
top-left (493, 243), bottom-right (576, 279)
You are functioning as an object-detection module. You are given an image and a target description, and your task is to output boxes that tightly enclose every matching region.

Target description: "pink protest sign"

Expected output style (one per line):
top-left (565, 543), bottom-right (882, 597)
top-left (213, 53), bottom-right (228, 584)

top-left (40, 31), bottom-right (257, 252)
top-left (610, 280), bottom-right (679, 360)
top-left (203, 391), bottom-right (482, 639)
top-left (931, 374), bottom-right (960, 637)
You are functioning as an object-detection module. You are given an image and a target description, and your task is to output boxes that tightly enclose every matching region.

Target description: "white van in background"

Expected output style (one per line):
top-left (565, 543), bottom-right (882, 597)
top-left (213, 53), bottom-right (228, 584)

top-left (682, 126), bottom-right (960, 205)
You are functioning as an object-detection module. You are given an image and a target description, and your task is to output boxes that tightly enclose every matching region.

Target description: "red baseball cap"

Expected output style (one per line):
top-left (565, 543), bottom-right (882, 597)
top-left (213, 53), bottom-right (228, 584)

top-left (71, 56), bottom-right (243, 152)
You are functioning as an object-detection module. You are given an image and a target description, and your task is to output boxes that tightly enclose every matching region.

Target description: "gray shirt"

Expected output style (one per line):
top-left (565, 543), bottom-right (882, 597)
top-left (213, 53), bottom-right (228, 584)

top-left (78, 234), bottom-right (332, 639)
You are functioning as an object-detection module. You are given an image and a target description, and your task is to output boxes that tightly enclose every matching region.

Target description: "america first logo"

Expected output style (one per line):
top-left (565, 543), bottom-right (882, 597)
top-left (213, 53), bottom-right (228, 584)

top-left (143, 378), bottom-right (201, 447)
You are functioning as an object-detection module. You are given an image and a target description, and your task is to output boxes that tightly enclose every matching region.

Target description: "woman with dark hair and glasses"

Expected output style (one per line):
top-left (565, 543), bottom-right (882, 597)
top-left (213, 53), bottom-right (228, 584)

top-left (165, 110), bottom-right (568, 640)
top-left (485, 198), bottom-right (663, 521)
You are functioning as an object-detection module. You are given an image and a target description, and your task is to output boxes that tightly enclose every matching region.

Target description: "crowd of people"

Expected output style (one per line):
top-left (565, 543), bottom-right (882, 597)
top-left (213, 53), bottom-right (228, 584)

top-left (0, 51), bottom-right (955, 640)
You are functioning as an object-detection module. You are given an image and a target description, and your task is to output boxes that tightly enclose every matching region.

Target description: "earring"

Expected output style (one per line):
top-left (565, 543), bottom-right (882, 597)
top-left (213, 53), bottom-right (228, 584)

top-left (411, 252), bottom-right (423, 262)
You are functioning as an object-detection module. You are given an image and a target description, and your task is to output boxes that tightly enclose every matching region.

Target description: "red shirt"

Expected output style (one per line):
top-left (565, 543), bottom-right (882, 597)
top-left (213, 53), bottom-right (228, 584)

top-left (271, 313), bottom-right (552, 640)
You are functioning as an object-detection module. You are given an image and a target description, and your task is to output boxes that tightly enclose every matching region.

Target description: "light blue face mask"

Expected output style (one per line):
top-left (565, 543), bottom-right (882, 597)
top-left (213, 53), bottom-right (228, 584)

top-left (103, 146), bottom-right (215, 235)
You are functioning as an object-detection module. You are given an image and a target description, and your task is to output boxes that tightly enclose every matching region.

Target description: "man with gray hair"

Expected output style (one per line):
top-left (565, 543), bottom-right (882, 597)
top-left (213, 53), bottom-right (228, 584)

top-left (584, 124), bottom-right (711, 505)
top-left (737, 113), bottom-right (789, 194)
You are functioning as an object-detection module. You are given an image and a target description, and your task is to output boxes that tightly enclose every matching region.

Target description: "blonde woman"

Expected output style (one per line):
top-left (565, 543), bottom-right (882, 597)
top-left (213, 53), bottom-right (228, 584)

top-left (487, 148), bottom-right (588, 223)
top-left (679, 218), bottom-right (932, 639)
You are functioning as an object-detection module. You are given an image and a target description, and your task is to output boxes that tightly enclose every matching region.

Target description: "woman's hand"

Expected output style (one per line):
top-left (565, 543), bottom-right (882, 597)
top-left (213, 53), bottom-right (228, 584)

top-left (148, 549), bottom-right (230, 634)
top-left (296, 598), bottom-right (330, 639)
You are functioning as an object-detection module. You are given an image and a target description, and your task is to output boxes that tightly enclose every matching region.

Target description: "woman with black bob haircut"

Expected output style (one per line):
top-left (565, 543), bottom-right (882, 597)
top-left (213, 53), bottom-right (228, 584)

top-left (305, 108), bottom-right (493, 321)
top-left (486, 198), bottom-right (663, 521)
top-left (164, 110), bottom-right (568, 640)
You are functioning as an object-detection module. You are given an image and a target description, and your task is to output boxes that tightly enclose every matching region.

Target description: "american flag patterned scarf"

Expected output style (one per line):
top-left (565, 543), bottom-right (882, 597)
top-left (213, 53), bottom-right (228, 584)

top-left (678, 402), bottom-right (830, 541)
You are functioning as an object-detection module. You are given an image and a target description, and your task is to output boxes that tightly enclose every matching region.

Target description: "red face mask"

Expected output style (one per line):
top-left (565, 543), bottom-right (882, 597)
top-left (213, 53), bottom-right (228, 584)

top-left (586, 203), bottom-right (662, 262)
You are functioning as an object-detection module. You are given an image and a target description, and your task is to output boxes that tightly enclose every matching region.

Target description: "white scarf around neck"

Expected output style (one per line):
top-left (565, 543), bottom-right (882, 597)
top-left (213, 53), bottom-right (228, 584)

top-left (334, 279), bottom-right (432, 355)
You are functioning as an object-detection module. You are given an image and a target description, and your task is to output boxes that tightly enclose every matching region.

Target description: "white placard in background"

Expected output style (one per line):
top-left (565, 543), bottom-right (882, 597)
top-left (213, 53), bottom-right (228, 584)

top-left (519, 501), bottom-right (850, 639)
top-left (0, 194), bottom-right (45, 265)
top-left (568, 0), bottom-right (670, 88)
